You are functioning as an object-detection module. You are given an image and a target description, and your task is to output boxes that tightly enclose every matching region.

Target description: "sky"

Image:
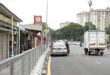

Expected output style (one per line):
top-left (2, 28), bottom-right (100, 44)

top-left (0, 0), bottom-right (110, 30)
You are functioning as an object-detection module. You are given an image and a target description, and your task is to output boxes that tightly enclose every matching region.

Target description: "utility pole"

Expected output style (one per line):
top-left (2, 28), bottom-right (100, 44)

top-left (88, 0), bottom-right (92, 51)
top-left (46, 0), bottom-right (48, 27)
top-left (88, 0), bottom-right (92, 30)
top-left (45, 0), bottom-right (49, 44)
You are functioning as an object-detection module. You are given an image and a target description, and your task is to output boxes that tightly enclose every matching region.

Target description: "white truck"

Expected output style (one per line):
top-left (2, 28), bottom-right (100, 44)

top-left (84, 30), bottom-right (106, 55)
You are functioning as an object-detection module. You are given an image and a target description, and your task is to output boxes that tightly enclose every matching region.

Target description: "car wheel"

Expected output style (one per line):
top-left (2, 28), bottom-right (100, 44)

top-left (84, 49), bottom-right (88, 55)
top-left (65, 54), bottom-right (68, 56)
top-left (100, 52), bottom-right (104, 56)
top-left (88, 51), bottom-right (91, 55)
top-left (96, 52), bottom-right (99, 55)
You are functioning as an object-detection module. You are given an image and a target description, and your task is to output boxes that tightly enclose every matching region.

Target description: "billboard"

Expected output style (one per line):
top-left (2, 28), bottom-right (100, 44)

top-left (34, 16), bottom-right (42, 25)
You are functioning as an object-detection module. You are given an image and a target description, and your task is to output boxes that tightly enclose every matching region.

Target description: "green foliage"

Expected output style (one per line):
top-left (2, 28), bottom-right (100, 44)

top-left (48, 28), bottom-right (56, 40)
top-left (42, 22), bottom-right (48, 31)
top-left (51, 23), bottom-right (84, 41)
top-left (107, 35), bottom-right (110, 43)
top-left (105, 25), bottom-right (110, 34)
top-left (49, 22), bottom-right (97, 41)
top-left (83, 22), bottom-right (96, 32)
top-left (80, 35), bottom-right (84, 41)
top-left (105, 25), bottom-right (110, 44)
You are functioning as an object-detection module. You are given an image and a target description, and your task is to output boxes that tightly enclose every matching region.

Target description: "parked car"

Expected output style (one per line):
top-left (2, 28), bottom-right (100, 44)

top-left (51, 42), bottom-right (68, 56)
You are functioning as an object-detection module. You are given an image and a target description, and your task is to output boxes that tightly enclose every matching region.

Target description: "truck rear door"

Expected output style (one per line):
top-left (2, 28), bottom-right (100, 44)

top-left (97, 32), bottom-right (106, 49)
top-left (89, 32), bottom-right (97, 48)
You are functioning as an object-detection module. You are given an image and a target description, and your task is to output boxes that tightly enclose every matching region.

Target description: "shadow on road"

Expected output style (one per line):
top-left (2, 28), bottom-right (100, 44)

top-left (81, 53), bottom-right (110, 57)
top-left (51, 55), bottom-right (68, 57)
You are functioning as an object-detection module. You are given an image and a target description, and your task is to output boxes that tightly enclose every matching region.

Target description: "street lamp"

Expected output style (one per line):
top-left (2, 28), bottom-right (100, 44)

top-left (88, 0), bottom-right (93, 51)
top-left (45, 0), bottom-right (49, 44)
top-left (88, 0), bottom-right (92, 9)
top-left (88, 0), bottom-right (92, 30)
top-left (46, 0), bottom-right (48, 26)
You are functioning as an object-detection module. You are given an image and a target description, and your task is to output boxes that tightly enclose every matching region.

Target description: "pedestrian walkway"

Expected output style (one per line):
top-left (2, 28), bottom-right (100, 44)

top-left (30, 47), bottom-right (50, 75)
top-left (0, 44), bottom-right (49, 75)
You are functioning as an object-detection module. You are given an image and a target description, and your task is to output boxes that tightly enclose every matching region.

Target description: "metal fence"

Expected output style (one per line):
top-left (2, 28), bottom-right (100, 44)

top-left (0, 44), bottom-right (48, 75)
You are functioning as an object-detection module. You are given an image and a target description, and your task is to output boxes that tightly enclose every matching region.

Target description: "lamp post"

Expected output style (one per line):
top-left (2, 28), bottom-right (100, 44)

top-left (45, 0), bottom-right (49, 44)
top-left (88, 0), bottom-right (92, 51)
top-left (88, 0), bottom-right (92, 30)
top-left (46, 0), bottom-right (48, 27)
top-left (88, 0), bottom-right (92, 10)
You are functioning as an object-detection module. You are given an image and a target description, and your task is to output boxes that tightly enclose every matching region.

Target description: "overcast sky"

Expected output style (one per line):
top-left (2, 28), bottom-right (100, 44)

top-left (0, 0), bottom-right (110, 30)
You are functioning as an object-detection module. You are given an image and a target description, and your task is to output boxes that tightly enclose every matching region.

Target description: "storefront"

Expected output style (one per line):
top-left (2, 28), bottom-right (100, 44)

top-left (0, 3), bottom-right (22, 61)
top-left (20, 24), bottom-right (43, 48)
top-left (0, 31), bottom-right (9, 61)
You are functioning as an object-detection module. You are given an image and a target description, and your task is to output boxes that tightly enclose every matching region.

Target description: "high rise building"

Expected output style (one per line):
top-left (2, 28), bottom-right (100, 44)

top-left (77, 8), bottom-right (110, 30)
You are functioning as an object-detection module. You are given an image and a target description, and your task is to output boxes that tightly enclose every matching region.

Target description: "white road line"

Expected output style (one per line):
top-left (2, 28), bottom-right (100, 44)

top-left (95, 61), bottom-right (101, 64)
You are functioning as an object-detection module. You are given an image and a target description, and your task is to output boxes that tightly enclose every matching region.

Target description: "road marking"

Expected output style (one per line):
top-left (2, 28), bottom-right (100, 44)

top-left (95, 61), bottom-right (101, 64)
top-left (47, 56), bottom-right (51, 75)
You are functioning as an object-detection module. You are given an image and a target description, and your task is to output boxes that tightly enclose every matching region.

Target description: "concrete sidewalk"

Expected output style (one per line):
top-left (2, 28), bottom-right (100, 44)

top-left (30, 47), bottom-right (50, 75)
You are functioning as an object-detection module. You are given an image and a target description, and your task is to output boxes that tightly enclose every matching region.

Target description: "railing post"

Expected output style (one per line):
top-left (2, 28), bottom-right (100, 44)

top-left (33, 50), bottom-right (35, 68)
top-left (35, 48), bottom-right (37, 63)
top-left (10, 61), bottom-right (14, 75)
top-left (28, 52), bottom-right (31, 75)
top-left (21, 55), bottom-right (24, 75)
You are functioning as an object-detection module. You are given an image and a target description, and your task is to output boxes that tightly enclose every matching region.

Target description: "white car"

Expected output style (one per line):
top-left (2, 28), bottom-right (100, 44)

top-left (51, 42), bottom-right (68, 56)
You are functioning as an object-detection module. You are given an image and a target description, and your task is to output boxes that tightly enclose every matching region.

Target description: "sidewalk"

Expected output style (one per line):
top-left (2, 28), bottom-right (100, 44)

top-left (30, 47), bottom-right (49, 75)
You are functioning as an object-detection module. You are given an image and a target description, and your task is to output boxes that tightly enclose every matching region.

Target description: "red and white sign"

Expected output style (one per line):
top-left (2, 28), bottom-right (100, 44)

top-left (34, 16), bottom-right (42, 25)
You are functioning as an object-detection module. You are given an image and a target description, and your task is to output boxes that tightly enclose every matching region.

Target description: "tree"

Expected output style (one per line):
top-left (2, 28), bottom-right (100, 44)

top-left (105, 25), bottom-right (110, 44)
top-left (105, 25), bottom-right (110, 34)
top-left (83, 22), bottom-right (96, 32)
top-left (54, 23), bottom-right (84, 41)
top-left (48, 28), bottom-right (55, 40)
top-left (42, 22), bottom-right (48, 31)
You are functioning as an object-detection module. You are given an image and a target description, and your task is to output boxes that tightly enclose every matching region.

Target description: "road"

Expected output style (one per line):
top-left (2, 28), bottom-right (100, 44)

top-left (51, 44), bottom-right (110, 75)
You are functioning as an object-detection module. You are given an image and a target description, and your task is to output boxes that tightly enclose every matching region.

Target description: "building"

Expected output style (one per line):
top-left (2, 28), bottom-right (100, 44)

top-left (60, 22), bottom-right (73, 28)
top-left (0, 3), bottom-right (22, 61)
top-left (77, 8), bottom-right (110, 30)
top-left (20, 24), bottom-right (43, 48)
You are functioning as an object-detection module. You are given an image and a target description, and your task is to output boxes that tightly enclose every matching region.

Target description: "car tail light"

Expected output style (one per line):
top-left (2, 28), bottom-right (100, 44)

top-left (99, 43), bottom-right (105, 46)
top-left (63, 48), bottom-right (67, 51)
top-left (52, 48), bottom-right (56, 50)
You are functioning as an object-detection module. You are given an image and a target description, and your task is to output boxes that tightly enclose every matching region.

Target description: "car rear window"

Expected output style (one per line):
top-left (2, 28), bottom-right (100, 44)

top-left (53, 43), bottom-right (66, 48)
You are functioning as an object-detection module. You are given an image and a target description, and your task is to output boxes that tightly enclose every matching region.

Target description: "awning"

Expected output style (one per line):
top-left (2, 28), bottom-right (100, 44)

top-left (0, 27), bottom-right (11, 32)
top-left (20, 24), bottom-right (42, 31)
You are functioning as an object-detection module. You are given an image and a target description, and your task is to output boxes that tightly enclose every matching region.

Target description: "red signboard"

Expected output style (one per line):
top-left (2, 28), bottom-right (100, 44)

top-left (34, 16), bottom-right (42, 25)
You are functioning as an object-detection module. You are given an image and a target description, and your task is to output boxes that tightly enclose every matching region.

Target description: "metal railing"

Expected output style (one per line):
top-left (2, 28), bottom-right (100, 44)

top-left (0, 44), bottom-right (48, 75)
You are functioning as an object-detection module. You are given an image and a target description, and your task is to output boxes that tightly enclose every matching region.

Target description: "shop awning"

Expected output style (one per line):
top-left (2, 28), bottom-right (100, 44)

top-left (20, 24), bottom-right (42, 31)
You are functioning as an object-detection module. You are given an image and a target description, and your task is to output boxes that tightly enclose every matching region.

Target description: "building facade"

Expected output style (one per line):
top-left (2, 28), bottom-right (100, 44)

top-left (20, 24), bottom-right (43, 48)
top-left (0, 3), bottom-right (22, 61)
top-left (77, 8), bottom-right (110, 30)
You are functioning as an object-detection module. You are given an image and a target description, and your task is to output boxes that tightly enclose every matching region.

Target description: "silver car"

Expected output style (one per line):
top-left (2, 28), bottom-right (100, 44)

top-left (51, 42), bottom-right (68, 56)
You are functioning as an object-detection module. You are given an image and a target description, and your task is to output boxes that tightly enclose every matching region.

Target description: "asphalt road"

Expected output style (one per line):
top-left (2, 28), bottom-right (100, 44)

top-left (51, 44), bottom-right (110, 75)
